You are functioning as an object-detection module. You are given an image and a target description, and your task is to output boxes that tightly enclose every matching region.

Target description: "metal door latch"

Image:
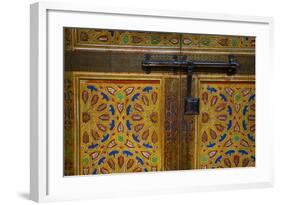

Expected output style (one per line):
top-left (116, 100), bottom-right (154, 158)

top-left (184, 65), bottom-right (200, 115)
top-left (142, 54), bottom-right (239, 115)
top-left (184, 97), bottom-right (200, 115)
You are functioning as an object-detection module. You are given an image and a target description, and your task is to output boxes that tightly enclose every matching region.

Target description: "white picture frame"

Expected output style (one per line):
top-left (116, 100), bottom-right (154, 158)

top-left (30, 1), bottom-right (274, 202)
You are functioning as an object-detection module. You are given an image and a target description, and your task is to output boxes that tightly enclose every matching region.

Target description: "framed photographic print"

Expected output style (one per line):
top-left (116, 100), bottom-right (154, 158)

top-left (30, 2), bottom-right (274, 202)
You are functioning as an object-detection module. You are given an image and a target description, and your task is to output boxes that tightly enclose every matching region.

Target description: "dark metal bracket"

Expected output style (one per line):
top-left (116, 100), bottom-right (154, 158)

top-left (141, 54), bottom-right (239, 115)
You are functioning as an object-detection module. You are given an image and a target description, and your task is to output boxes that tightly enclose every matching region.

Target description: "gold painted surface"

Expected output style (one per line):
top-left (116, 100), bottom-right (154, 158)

top-left (164, 77), bottom-right (180, 170)
top-left (182, 34), bottom-right (255, 49)
top-left (64, 28), bottom-right (255, 55)
top-left (180, 77), bottom-right (197, 170)
top-left (64, 72), bottom-right (75, 175)
top-left (72, 72), bottom-right (166, 175)
top-left (75, 28), bottom-right (181, 48)
top-left (64, 72), bottom-right (256, 175)
top-left (196, 75), bottom-right (255, 169)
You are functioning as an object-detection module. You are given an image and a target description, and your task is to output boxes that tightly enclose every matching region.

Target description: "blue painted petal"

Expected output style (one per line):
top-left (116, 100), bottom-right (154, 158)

top-left (225, 150), bottom-right (235, 156)
top-left (143, 143), bottom-right (153, 149)
top-left (101, 134), bottom-right (109, 143)
top-left (227, 120), bottom-right (232, 130)
top-left (132, 93), bottom-right (140, 101)
top-left (109, 120), bottom-right (115, 130)
top-left (101, 92), bottom-right (109, 101)
top-left (243, 105), bottom-right (248, 116)
top-left (215, 156), bottom-right (222, 164)
top-left (98, 157), bottom-right (106, 165)
top-left (126, 120), bottom-right (132, 130)
top-left (227, 105), bottom-right (232, 115)
top-left (238, 150), bottom-right (248, 155)
top-left (248, 94), bottom-right (255, 102)
top-left (207, 142), bottom-right (216, 148)
top-left (87, 85), bottom-right (98, 91)
top-left (242, 120), bottom-right (247, 130)
top-left (219, 133), bottom-right (227, 142)
top-left (207, 87), bottom-right (217, 93)
top-left (88, 143), bottom-right (98, 149)
top-left (143, 86), bottom-right (153, 93)
top-left (136, 156), bottom-right (144, 165)
top-left (109, 105), bottom-right (115, 115)
top-left (126, 105), bottom-right (132, 115)
top-left (247, 134), bottom-right (255, 142)
top-left (92, 169), bottom-right (98, 175)
top-left (123, 150), bottom-right (133, 156)
top-left (109, 150), bottom-right (119, 157)
top-left (132, 134), bottom-right (140, 143)
top-left (220, 94), bottom-right (227, 102)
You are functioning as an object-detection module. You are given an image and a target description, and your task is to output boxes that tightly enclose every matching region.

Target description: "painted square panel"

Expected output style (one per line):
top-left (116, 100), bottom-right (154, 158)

top-left (77, 77), bottom-right (163, 175)
top-left (197, 79), bottom-right (255, 169)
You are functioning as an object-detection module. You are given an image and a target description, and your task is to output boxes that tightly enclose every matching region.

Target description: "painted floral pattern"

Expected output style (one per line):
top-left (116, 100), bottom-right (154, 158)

top-left (198, 82), bottom-right (255, 168)
top-left (79, 79), bottom-right (162, 175)
top-left (65, 28), bottom-right (255, 52)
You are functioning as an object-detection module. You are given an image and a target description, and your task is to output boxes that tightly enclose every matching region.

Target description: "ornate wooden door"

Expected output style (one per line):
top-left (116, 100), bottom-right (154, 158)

top-left (63, 28), bottom-right (255, 176)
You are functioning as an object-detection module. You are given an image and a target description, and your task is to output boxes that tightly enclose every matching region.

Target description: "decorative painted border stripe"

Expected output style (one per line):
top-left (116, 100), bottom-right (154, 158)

top-left (65, 28), bottom-right (255, 54)
top-left (83, 79), bottom-right (160, 84)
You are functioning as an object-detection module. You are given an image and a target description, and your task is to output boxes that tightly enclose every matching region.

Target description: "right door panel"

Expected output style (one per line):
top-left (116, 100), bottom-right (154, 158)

top-left (196, 75), bottom-right (255, 169)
